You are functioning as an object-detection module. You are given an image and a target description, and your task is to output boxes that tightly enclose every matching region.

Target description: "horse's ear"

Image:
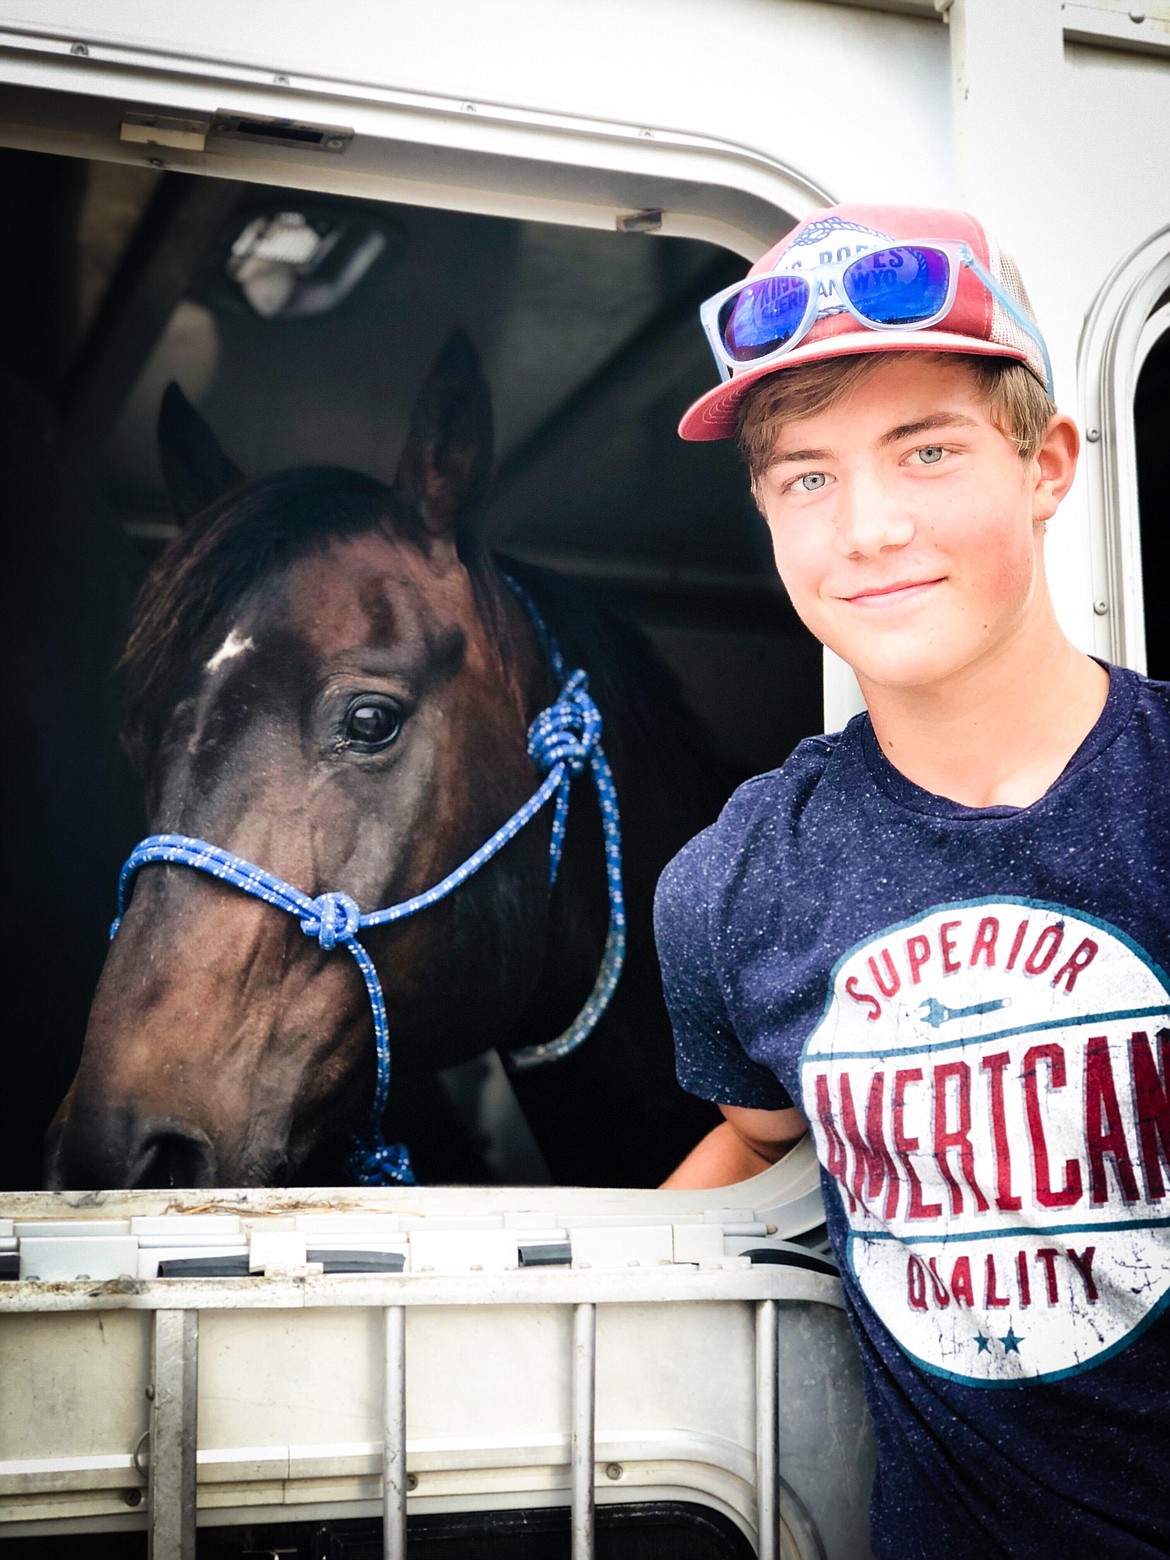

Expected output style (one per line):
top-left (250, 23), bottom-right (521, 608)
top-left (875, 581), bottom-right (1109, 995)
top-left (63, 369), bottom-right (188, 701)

top-left (393, 329), bottom-right (493, 537)
top-left (157, 381), bottom-right (245, 524)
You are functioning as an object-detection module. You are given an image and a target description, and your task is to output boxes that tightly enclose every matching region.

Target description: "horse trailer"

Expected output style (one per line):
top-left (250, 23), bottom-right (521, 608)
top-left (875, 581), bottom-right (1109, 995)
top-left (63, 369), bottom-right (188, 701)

top-left (0, 1), bottom-right (1166, 1556)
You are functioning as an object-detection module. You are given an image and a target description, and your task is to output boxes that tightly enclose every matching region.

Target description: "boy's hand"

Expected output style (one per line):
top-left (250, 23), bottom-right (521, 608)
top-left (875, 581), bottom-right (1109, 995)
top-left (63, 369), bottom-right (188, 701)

top-left (659, 1105), bottom-right (808, 1189)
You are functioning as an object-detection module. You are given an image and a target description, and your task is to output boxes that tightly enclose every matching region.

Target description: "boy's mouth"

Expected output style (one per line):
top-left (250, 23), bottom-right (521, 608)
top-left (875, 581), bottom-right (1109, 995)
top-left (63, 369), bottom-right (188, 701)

top-left (842, 578), bottom-right (945, 606)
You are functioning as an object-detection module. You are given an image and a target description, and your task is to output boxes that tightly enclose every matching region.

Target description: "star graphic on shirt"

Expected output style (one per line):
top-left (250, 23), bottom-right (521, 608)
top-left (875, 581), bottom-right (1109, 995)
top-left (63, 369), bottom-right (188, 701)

top-left (975, 1333), bottom-right (992, 1354)
top-left (999, 1327), bottom-right (1024, 1354)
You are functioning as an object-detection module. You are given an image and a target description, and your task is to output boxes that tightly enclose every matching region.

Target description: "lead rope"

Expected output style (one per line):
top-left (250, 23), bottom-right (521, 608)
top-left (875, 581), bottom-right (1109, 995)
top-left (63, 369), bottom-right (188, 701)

top-left (110, 583), bottom-right (625, 1186)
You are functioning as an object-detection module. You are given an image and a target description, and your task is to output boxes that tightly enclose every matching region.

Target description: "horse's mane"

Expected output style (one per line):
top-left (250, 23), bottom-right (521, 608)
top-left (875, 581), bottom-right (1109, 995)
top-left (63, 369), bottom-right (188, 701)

top-left (122, 465), bottom-right (727, 846)
top-left (500, 556), bottom-right (729, 847)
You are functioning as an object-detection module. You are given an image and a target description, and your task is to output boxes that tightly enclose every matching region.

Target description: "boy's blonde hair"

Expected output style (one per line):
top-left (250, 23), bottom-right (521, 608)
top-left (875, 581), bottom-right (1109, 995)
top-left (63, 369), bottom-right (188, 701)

top-left (736, 352), bottom-right (1057, 496)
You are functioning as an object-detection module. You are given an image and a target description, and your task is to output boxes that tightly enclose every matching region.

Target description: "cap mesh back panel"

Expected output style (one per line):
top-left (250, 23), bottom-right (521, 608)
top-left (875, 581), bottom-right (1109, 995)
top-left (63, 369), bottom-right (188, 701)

top-left (986, 236), bottom-right (1048, 386)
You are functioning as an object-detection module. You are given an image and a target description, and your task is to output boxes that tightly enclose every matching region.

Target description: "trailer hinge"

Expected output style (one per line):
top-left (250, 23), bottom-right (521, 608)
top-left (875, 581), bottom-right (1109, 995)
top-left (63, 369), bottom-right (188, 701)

top-left (120, 113), bottom-right (209, 153)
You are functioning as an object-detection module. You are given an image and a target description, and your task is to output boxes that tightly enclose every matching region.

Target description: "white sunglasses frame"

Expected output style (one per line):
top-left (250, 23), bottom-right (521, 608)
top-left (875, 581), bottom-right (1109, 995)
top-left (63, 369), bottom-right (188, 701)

top-left (699, 239), bottom-right (1054, 396)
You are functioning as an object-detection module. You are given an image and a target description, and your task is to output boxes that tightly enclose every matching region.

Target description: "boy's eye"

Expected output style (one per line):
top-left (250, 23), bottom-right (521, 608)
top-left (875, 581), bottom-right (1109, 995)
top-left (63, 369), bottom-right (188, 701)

top-left (915, 446), bottom-right (945, 465)
top-left (796, 471), bottom-right (828, 491)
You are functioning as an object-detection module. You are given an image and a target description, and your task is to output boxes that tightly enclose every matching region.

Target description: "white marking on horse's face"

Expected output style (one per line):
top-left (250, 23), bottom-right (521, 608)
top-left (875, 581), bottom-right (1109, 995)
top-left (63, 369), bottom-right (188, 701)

top-left (205, 628), bottom-right (255, 674)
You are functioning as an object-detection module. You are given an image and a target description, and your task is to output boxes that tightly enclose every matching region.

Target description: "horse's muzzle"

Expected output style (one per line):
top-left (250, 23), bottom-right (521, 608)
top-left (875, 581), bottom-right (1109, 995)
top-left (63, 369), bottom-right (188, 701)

top-left (44, 1107), bottom-right (219, 1191)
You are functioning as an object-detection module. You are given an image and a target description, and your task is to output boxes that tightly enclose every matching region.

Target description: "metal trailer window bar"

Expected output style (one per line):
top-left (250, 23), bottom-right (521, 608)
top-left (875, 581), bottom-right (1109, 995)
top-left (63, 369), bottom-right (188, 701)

top-left (571, 1301), bottom-right (597, 1557)
top-left (148, 1309), bottom-right (198, 1560)
top-left (384, 1305), bottom-right (408, 1560)
top-left (755, 1299), bottom-right (779, 1560)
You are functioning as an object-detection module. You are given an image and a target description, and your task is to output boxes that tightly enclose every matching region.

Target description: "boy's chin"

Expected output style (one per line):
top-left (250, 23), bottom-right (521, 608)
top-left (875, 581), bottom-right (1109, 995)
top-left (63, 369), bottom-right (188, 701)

top-left (835, 642), bottom-right (975, 697)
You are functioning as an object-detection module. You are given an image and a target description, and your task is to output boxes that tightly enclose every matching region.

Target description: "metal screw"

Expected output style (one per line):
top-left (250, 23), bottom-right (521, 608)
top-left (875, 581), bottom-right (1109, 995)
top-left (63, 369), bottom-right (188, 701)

top-left (1086, 428), bottom-right (1101, 442)
top-left (638, 128), bottom-right (654, 138)
top-left (273, 73), bottom-right (290, 86)
top-left (1093, 600), bottom-right (1109, 616)
top-left (70, 42), bottom-right (89, 56)
top-left (605, 1463), bottom-right (623, 1480)
top-left (407, 1473), bottom-right (418, 1491)
top-left (145, 1385), bottom-right (155, 1400)
top-left (325, 137), bottom-right (345, 150)
top-left (148, 158), bottom-right (165, 169)
top-left (1129, 10), bottom-right (1146, 22)
top-left (123, 1488), bottom-right (144, 1507)
top-left (462, 102), bottom-right (477, 113)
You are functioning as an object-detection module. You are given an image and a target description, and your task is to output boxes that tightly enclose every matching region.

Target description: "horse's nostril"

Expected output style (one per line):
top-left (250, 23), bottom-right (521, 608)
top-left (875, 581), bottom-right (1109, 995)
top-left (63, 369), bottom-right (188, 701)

top-left (133, 1127), bottom-right (217, 1190)
top-left (45, 1111), bottom-right (218, 1190)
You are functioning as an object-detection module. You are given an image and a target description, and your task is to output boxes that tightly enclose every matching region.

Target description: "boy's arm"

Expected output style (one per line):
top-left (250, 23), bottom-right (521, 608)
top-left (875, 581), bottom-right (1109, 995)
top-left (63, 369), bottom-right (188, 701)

top-left (660, 1104), bottom-right (808, 1189)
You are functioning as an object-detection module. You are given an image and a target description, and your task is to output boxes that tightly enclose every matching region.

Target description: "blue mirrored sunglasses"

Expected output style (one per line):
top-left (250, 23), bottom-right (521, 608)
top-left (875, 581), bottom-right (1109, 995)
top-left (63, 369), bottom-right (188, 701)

top-left (699, 240), bottom-right (1053, 396)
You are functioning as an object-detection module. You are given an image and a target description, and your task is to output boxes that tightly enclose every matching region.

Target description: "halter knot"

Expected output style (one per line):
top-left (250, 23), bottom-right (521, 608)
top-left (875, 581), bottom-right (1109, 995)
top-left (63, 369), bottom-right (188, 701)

top-left (302, 891), bottom-right (362, 951)
top-left (528, 670), bottom-right (601, 777)
top-left (347, 1137), bottom-right (416, 1187)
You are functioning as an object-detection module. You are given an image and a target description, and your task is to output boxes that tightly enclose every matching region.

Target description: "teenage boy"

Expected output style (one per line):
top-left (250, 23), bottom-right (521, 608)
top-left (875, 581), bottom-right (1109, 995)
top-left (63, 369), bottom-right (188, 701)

top-left (654, 204), bottom-right (1169, 1558)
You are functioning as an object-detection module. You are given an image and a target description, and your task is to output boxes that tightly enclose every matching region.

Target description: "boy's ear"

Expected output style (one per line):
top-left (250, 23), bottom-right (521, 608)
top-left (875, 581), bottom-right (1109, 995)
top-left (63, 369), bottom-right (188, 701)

top-left (1032, 413), bottom-right (1079, 525)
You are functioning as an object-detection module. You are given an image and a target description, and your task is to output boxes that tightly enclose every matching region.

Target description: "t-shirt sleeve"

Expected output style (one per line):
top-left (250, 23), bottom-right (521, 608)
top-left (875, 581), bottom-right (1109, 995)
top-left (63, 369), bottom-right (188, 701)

top-left (654, 827), bottom-right (793, 1111)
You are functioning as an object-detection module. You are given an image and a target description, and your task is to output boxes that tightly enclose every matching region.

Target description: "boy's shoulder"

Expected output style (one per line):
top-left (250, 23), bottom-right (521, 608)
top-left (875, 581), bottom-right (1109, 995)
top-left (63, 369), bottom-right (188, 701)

top-left (1123, 666), bottom-right (1170, 776)
top-left (1133, 667), bottom-right (1170, 712)
top-left (660, 718), bottom-right (865, 896)
top-left (720, 722), bottom-right (858, 827)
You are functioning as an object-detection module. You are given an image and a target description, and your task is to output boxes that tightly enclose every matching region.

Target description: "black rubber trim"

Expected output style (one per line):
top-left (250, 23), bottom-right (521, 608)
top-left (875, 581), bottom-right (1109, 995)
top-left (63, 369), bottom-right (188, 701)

top-left (156, 1253), bottom-right (250, 1278)
top-left (306, 1249), bottom-right (406, 1274)
top-left (519, 1241), bottom-right (572, 1266)
top-left (742, 1246), bottom-right (838, 1277)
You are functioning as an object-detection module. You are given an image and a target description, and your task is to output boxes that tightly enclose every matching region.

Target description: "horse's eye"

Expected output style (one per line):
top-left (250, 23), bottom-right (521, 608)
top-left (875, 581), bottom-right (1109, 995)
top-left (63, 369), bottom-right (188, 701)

top-left (343, 697), bottom-right (401, 751)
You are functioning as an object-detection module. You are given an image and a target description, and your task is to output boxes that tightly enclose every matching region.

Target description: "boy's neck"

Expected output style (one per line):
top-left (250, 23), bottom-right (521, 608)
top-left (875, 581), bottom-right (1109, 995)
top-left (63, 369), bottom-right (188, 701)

top-left (858, 622), bottom-right (1110, 810)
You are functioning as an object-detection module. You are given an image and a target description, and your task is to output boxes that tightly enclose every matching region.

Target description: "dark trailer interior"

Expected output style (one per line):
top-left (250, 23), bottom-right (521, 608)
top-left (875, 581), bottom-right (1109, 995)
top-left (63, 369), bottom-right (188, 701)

top-left (0, 149), bottom-right (829, 1192)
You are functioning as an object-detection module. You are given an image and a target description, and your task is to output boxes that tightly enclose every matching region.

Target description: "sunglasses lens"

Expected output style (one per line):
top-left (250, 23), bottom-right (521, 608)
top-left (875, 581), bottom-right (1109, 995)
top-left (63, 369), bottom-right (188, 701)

top-left (718, 274), bottom-right (810, 362)
top-left (842, 246), bottom-right (951, 325)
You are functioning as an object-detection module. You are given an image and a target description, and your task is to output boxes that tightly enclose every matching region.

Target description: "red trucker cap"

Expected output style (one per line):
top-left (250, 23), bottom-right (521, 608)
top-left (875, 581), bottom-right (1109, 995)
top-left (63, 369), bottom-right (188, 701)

top-left (678, 203), bottom-right (1048, 442)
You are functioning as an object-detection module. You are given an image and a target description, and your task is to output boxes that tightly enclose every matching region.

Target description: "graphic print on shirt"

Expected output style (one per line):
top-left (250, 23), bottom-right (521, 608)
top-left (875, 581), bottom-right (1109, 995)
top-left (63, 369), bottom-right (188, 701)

top-left (798, 898), bottom-right (1170, 1385)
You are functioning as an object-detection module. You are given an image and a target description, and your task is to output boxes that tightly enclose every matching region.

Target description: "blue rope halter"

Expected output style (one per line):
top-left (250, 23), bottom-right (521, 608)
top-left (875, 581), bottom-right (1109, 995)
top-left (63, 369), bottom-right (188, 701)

top-left (110, 580), bottom-right (626, 1186)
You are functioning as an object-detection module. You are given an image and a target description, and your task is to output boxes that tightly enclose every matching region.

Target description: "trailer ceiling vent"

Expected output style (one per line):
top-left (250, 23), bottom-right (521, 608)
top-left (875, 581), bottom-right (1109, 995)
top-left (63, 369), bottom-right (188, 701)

top-left (198, 201), bottom-right (406, 320)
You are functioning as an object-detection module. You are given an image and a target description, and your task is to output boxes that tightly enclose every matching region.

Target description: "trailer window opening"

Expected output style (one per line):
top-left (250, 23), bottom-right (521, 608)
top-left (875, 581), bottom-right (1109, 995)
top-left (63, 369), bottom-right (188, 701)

top-left (1134, 307), bottom-right (1168, 681)
top-left (0, 149), bottom-right (826, 1195)
top-left (1080, 226), bottom-right (1170, 678)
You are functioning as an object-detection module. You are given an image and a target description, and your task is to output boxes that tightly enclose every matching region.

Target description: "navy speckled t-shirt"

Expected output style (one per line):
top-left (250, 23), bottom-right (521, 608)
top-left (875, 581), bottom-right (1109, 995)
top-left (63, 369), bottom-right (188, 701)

top-left (654, 663), bottom-right (1170, 1559)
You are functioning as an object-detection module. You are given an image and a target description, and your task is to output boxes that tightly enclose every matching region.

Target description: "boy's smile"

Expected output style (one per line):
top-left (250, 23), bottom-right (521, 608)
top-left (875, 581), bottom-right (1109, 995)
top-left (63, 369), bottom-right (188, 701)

top-left (754, 355), bottom-right (1077, 700)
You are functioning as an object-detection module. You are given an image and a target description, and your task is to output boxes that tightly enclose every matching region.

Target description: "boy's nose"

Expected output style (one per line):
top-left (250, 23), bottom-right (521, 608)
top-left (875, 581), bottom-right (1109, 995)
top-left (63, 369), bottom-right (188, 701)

top-left (835, 477), bottom-right (916, 558)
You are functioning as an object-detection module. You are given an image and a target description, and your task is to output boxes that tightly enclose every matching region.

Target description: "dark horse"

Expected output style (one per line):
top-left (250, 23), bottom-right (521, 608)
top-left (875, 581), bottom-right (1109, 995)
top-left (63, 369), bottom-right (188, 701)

top-left (45, 334), bottom-right (727, 1190)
